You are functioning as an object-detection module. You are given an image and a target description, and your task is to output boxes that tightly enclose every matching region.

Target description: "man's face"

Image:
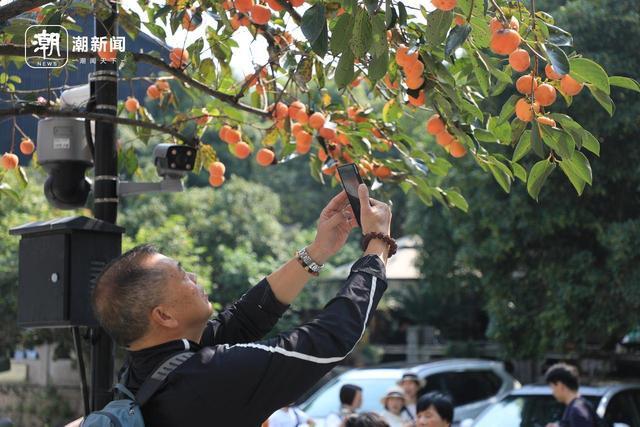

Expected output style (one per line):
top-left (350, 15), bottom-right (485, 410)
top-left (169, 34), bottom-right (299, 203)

top-left (549, 382), bottom-right (563, 402)
top-left (151, 254), bottom-right (212, 333)
top-left (416, 405), bottom-right (450, 427)
top-left (352, 390), bottom-right (363, 409)
top-left (401, 379), bottom-right (419, 398)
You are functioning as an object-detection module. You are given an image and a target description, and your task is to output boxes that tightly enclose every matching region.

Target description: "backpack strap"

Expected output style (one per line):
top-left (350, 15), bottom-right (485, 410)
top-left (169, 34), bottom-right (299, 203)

top-left (135, 351), bottom-right (195, 406)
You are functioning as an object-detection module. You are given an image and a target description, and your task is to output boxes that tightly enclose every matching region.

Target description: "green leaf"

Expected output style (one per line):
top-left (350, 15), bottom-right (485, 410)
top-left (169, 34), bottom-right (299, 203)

top-left (370, 14), bottom-right (389, 58)
top-left (569, 57), bottom-right (610, 95)
top-left (488, 162), bottom-right (512, 193)
top-left (460, 99), bottom-right (484, 121)
top-left (444, 24), bottom-right (471, 58)
top-left (546, 24), bottom-right (573, 46)
top-left (120, 8), bottom-right (141, 39)
top-left (512, 162), bottom-right (527, 182)
top-left (426, 10), bottom-right (453, 47)
top-left (301, 4), bottom-right (327, 44)
top-left (385, 0), bottom-right (397, 29)
top-left (487, 116), bottom-right (511, 144)
top-left (527, 159), bottom-right (556, 201)
top-left (588, 85), bottom-right (615, 116)
top-left (330, 13), bottom-right (353, 54)
top-left (123, 147), bottom-right (139, 175)
top-left (335, 50), bottom-right (355, 88)
top-left (398, 2), bottom-right (408, 25)
top-left (469, 15), bottom-right (491, 48)
top-left (559, 159), bottom-right (586, 195)
top-left (311, 22), bottom-right (329, 57)
top-left (531, 122), bottom-right (545, 158)
top-left (544, 43), bottom-right (570, 75)
top-left (474, 128), bottom-right (499, 143)
top-left (609, 76), bottom-right (640, 93)
top-left (513, 130), bottom-right (531, 162)
top-left (14, 166), bottom-right (28, 189)
top-left (198, 58), bottom-right (216, 82)
top-left (315, 58), bottom-right (326, 88)
top-left (368, 50), bottom-right (389, 81)
top-left (548, 113), bottom-right (582, 132)
top-left (351, 8), bottom-right (372, 58)
top-left (445, 189), bottom-right (469, 212)
top-left (294, 56), bottom-right (314, 90)
top-left (382, 99), bottom-right (403, 123)
top-left (498, 95), bottom-right (519, 123)
top-left (470, 53), bottom-right (489, 96)
top-left (580, 130), bottom-right (600, 157)
top-left (540, 125), bottom-right (575, 159)
top-left (564, 150), bottom-right (592, 184)
top-left (342, 0), bottom-right (357, 13)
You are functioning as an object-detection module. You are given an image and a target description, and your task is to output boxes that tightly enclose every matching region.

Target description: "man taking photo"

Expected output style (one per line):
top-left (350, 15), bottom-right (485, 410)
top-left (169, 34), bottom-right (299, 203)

top-left (91, 184), bottom-right (393, 426)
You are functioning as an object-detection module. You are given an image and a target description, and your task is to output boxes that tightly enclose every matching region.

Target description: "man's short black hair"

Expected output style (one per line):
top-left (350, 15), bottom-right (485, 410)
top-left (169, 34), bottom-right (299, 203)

top-left (545, 363), bottom-right (580, 391)
top-left (339, 384), bottom-right (363, 405)
top-left (417, 392), bottom-right (454, 423)
top-left (344, 412), bottom-right (389, 427)
top-left (92, 244), bottom-right (168, 347)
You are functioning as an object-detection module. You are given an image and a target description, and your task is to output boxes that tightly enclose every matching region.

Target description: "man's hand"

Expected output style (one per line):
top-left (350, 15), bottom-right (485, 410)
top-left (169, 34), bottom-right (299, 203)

top-left (307, 191), bottom-right (357, 264)
top-left (358, 184), bottom-right (392, 235)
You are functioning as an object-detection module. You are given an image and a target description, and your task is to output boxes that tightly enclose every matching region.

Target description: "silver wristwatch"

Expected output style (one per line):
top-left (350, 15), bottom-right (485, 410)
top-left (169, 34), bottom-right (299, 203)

top-left (297, 247), bottom-right (324, 274)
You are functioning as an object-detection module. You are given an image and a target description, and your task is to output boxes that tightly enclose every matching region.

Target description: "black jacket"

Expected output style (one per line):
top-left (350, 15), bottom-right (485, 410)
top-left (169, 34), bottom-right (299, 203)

top-left (123, 254), bottom-right (388, 426)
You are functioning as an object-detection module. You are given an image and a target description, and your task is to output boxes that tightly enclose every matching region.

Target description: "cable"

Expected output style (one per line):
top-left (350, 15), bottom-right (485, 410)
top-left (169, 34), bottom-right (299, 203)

top-left (72, 326), bottom-right (90, 416)
top-left (84, 96), bottom-right (96, 161)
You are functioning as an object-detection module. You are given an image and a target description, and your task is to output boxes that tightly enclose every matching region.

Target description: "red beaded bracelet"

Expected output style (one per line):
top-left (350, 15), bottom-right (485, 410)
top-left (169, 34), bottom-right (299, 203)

top-left (361, 232), bottom-right (397, 258)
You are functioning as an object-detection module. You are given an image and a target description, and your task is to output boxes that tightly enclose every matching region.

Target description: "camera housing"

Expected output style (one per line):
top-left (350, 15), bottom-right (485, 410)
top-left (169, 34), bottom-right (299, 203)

top-left (153, 144), bottom-right (196, 179)
top-left (37, 117), bottom-right (94, 210)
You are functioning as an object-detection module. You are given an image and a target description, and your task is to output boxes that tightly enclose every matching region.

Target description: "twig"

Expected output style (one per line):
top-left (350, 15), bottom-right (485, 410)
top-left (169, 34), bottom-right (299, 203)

top-left (0, 103), bottom-right (199, 146)
top-left (489, 0), bottom-right (508, 22)
top-left (0, 44), bottom-right (272, 118)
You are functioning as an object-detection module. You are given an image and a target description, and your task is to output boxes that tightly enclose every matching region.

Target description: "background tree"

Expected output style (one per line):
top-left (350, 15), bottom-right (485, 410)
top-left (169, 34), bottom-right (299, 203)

top-left (404, 0), bottom-right (640, 358)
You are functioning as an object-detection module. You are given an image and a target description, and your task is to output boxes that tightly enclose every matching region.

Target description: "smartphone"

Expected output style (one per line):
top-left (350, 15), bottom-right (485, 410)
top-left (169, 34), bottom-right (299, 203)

top-left (337, 163), bottom-right (364, 228)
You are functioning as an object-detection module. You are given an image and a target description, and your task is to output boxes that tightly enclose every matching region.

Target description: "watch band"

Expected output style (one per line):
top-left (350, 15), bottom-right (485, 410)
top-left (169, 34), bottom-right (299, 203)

top-left (296, 247), bottom-right (324, 275)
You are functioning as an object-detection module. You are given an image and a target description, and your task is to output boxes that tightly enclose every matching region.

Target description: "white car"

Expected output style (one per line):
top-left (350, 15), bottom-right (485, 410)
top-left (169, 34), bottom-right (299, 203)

top-left (299, 358), bottom-right (520, 426)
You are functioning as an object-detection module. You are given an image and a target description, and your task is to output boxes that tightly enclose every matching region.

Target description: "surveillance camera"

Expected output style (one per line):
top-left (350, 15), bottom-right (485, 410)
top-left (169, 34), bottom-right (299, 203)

top-left (153, 144), bottom-right (196, 179)
top-left (37, 117), bottom-right (93, 209)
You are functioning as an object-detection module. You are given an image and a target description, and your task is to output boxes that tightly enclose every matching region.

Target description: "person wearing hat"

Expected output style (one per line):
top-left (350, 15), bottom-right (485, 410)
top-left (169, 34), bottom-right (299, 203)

top-left (397, 372), bottom-right (425, 419)
top-left (379, 386), bottom-right (414, 427)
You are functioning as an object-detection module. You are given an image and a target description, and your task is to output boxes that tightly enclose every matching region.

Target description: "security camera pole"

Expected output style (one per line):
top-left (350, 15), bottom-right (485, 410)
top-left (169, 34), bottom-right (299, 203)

top-left (90, 0), bottom-right (119, 411)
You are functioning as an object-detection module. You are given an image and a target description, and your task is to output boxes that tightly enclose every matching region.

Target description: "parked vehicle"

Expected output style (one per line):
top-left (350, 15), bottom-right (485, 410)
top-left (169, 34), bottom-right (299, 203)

top-left (468, 384), bottom-right (640, 427)
top-left (299, 359), bottom-right (519, 426)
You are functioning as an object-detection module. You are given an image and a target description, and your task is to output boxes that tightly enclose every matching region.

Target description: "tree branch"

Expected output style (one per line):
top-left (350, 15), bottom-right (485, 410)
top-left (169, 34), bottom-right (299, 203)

top-left (0, 44), bottom-right (272, 118)
top-left (0, 103), bottom-right (199, 146)
top-left (274, 0), bottom-right (302, 25)
top-left (0, 0), bottom-right (50, 22)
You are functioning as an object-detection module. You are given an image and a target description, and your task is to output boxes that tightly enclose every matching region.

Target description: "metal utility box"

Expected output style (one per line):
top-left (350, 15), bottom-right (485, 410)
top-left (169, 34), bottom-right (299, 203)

top-left (9, 216), bottom-right (124, 328)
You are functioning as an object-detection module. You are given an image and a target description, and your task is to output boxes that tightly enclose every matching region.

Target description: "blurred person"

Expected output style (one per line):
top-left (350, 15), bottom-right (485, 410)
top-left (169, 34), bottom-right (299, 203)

top-left (83, 185), bottom-right (394, 426)
top-left (267, 405), bottom-right (315, 427)
top-left (326, 384), bottom-right (363, 427)
top-left (344, 412), bottom-right (390, 427)
top-left (379, 386), bottom-right (413, 427)
top-left (545, 363), bottom-right (598, 427)
top-left (397, 372), bottom-right (424, 419)
top-left (415, 392), bottom-right (453, 427)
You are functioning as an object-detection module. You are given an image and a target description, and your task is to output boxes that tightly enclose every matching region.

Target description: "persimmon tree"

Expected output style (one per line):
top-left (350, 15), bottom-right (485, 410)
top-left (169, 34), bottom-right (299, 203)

top-left (0, 0), bottom-right (639, 209)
